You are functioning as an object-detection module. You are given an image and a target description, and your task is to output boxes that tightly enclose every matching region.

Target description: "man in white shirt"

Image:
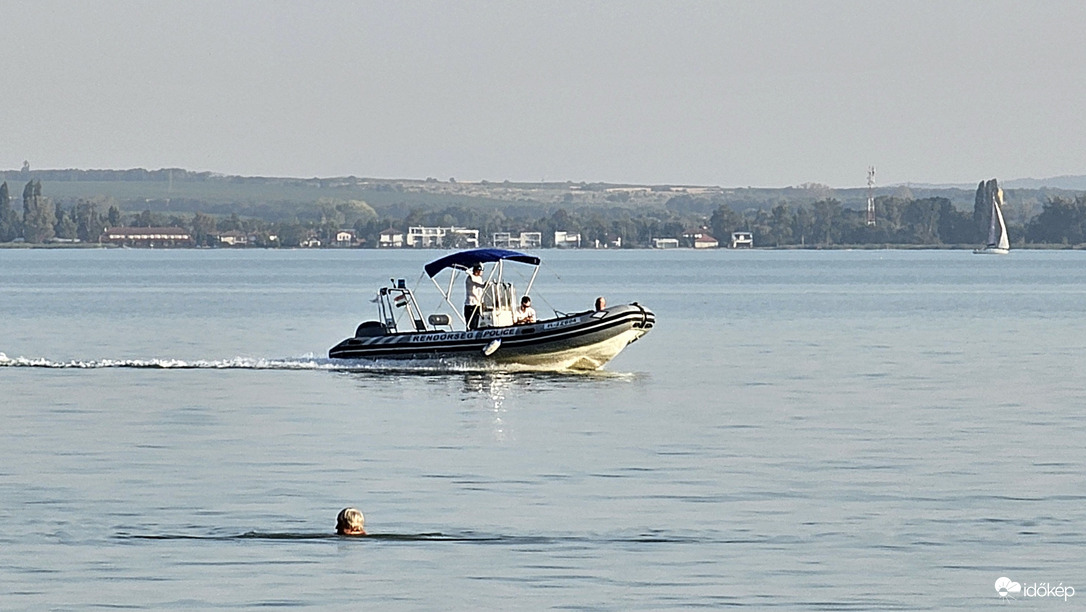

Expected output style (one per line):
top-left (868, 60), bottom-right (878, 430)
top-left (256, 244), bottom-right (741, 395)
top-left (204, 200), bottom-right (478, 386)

top-left (515, 295), bottom-right (537, 324)
top-left (464, 264), bottom-right (486, 329)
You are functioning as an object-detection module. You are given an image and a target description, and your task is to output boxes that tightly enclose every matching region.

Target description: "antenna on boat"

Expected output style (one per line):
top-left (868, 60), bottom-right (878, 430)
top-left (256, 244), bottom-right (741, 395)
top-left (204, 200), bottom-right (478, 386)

top-left (864, 166), bottom-right (873, 225)
top-left (868, 166), bottom-right (877, 225)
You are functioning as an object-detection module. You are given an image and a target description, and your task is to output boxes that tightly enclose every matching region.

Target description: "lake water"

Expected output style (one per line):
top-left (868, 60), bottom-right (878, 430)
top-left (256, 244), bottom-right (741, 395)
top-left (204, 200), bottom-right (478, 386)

top-left (1, 248), bottom-right (1083, 610)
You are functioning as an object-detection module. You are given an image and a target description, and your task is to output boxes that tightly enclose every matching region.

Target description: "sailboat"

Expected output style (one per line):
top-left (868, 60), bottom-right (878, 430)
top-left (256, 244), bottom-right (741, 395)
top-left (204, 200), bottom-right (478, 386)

top-left (974, 179), bottom-right (1010, 255)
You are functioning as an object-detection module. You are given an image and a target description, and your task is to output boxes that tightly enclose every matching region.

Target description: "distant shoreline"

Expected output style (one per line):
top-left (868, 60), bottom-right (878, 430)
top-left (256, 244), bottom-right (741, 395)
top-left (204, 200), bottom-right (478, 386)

top-left (3, 242), bottom-right (1083, 251)
top-left (0, 242), bottom-right (116, 249)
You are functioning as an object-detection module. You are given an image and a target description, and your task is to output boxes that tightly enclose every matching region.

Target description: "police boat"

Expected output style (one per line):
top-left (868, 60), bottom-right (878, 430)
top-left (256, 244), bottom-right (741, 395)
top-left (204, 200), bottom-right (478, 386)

top-left (327, 248), bottom-right (654, 370)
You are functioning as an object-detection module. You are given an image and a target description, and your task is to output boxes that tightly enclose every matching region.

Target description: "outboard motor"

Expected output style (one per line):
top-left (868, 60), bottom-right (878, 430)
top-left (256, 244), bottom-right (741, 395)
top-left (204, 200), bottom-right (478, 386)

top-left (354, 321), bottom-right (387, 337)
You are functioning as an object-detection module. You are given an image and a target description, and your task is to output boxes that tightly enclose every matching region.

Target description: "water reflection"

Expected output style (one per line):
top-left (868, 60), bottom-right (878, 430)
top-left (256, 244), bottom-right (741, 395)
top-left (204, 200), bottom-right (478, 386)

top-left (341, 367), bottom-right (641, 442)
top-left (461, 372), bottom-right (513, 442)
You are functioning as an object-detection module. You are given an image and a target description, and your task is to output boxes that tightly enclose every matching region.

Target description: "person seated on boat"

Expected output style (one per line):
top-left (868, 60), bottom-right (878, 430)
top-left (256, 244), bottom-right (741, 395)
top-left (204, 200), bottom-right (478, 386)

top-left (594, 296), bottom-right (606, 311)
top-left (336, 507), bottom-right (367, 536)
top-left (464, 264), bottom-right (486, 330)
top-left (514, 295), bottom-right (537, 324)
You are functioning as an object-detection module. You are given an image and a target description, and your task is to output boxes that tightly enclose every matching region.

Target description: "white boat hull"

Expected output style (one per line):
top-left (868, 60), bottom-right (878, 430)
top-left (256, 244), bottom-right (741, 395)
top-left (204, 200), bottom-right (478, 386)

top-left (329, 303), bottom-right (655, 371)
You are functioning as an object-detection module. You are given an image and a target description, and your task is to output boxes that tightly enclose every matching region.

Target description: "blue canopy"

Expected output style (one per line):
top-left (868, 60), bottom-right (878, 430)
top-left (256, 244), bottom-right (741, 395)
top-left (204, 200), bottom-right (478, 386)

top-left (424, 248), bottom-right (541, 278)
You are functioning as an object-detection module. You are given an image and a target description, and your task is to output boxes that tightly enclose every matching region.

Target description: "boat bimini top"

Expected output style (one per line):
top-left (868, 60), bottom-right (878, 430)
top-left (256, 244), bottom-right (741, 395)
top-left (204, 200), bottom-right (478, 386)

top-left (423, 248), bottom-right (541, 278)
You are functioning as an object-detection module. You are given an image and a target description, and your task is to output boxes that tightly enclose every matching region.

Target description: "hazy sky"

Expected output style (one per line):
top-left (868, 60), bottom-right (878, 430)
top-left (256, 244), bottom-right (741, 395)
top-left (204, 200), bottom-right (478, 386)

top-left (5, 1), bottom-right (1085, 187)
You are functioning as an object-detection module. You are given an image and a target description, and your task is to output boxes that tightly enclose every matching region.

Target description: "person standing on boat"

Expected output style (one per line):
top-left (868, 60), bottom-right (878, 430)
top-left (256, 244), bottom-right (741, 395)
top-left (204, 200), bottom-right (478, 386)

top-left (464, 264), bottom-right (486, 330)
top-left (595, 296), bottom-right (606, 311)
top-left (336, 507), bottom-right (367, 536)
top-left (515, 295), bottom-right (536, 324)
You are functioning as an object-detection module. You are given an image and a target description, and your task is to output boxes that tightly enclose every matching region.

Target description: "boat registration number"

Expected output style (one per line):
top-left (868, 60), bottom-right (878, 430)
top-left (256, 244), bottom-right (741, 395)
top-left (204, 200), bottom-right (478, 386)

top-left (542, 318), bottom-right (580, 331)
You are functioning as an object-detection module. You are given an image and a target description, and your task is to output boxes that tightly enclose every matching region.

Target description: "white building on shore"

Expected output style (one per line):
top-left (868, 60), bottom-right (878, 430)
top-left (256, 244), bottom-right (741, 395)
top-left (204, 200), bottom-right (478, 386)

top-left (554, 231), bottom-right (581, 248)
top-left (493, 231), bottom-right (542, 249)
top-left (406, 226), bottom-right (479, 248)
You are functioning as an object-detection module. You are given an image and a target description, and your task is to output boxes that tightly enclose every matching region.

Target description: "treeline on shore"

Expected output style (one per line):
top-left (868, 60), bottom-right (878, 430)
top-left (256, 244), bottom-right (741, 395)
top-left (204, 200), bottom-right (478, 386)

top-left (3, 177), bottom-right (1086, 248)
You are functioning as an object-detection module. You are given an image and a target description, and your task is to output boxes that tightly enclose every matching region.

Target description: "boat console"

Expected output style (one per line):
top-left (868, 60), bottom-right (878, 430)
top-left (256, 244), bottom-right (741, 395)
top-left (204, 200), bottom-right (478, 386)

top-left (479, 281), bottom-right (517, 328)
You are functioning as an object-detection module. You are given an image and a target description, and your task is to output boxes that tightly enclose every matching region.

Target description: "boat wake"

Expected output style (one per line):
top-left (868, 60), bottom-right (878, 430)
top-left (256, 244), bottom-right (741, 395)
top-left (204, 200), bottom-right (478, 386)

top-left (0, 352), bottom-right (340, 370)
top-left (0, 352), bottom-right (630, 376)
top-left (116, 529), bottom-right (717, 544)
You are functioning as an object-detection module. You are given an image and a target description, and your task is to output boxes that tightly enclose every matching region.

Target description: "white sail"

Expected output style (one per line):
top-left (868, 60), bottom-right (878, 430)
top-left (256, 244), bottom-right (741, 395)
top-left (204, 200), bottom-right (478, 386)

top-left (974, 179), bottom-right (1010, 254)
top-left (993, 187), bottom-right (1010, 250)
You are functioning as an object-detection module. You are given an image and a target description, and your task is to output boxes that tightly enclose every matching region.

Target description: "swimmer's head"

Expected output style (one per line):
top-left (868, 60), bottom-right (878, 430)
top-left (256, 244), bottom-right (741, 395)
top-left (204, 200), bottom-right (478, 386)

top-left (336, 507), bottom-right (366, 535)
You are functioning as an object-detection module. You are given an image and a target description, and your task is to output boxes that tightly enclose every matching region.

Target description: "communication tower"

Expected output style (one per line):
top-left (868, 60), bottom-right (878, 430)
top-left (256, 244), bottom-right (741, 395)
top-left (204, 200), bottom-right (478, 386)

top-left (866, 166), bottom-right (876, 226)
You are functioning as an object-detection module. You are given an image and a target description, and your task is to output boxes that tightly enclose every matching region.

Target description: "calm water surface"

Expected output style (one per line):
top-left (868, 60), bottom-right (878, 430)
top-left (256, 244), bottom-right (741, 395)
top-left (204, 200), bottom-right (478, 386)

top-left (1, 248), bottom-right (1084, 610)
